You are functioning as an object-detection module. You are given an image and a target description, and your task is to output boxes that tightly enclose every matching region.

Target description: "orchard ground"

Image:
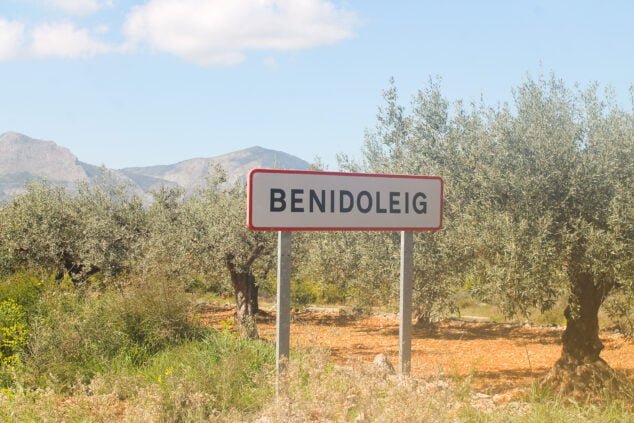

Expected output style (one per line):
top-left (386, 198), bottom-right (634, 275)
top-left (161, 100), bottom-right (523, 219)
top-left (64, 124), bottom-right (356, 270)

top-left (200, 302), bottom-right (634, 396)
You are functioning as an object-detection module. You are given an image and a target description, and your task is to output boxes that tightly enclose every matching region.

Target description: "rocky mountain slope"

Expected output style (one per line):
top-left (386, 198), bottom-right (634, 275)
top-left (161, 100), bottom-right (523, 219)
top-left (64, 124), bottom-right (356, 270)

top-left (0, 132), bottom-right (310, 203)
top-left (121, 146), bottom-right (310, 195)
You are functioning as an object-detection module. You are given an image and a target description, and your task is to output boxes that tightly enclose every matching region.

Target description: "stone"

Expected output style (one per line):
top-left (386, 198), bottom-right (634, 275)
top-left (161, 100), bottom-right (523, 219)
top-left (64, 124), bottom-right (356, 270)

top-left (373, 353), bottom-right (395, 374)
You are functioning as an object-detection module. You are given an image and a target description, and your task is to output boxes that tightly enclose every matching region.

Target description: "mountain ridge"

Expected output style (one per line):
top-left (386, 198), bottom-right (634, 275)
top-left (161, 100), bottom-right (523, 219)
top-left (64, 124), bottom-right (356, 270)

top-left (0, 132), bottom-right (310, 202)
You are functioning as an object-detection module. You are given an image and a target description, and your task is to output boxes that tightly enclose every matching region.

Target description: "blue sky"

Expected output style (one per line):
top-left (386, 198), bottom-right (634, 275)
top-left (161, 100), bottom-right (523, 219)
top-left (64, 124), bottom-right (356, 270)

top-left (0, 1), bottom-right (632, 169)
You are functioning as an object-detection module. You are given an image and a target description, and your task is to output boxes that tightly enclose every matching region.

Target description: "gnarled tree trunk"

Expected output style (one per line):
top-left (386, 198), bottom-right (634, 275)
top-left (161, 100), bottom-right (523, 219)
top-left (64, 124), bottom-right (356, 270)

top-left (228, 268), bottom-right (259, 339)
top-left (542, 267), bottom-right (621, 395)
top-left (224, 247), bottom-right (264, 340)
top-left (59, 252), bottom-right (99, 286)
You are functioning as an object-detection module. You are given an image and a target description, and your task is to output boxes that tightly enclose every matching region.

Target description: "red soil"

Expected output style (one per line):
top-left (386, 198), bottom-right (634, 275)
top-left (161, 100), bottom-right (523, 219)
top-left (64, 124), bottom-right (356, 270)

top-left (199, 304), bottom-right (634, 394)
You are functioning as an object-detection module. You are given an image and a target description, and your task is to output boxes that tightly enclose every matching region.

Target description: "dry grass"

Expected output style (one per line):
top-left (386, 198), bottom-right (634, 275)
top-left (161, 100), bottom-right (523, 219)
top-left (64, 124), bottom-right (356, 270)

top-left (254, 351), bottom-right (465, 422)
top-left (1, 345), bottom-right (633, 422)
top-left (250, 350), bottom-right (634, 422)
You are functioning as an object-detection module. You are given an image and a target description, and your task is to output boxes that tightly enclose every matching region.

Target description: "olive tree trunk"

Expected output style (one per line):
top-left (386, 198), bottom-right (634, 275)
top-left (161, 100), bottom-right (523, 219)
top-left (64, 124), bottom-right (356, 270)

top-left (542, 269), bottom-right (621, 394)
top-left (229, 269), bottom-right (259, 339)
top-left (560, 275), bottom-right (603, 364)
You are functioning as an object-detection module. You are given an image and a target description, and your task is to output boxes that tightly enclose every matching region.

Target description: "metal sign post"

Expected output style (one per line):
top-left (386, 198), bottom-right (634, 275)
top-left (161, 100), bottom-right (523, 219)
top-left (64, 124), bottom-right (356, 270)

top-left (276, 231), bottom-right (292, 395)
top-left (399, 230), bottom-right (413, 374)
top-left (247, 169), bottom-right (443, 393)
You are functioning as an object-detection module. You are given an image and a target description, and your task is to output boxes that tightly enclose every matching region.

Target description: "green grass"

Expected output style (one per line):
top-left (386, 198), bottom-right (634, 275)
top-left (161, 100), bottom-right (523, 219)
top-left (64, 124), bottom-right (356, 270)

top-left (0, 319), bottom-right (632, 422)
top-left (85, 330), bottom-right (275, 421)
top-left (0, 271), bottom-right (631, 421)
top-left (139, 331), bottom-right (274, 413)
top-left (0, 329), bottom-right (275, 422)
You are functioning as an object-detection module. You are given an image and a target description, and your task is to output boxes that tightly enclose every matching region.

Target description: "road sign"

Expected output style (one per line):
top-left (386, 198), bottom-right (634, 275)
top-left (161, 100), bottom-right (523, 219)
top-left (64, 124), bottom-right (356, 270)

top-left (247, 168), bottom-right (444, 393)
top-left (247, 169), bottom-right (443, 231)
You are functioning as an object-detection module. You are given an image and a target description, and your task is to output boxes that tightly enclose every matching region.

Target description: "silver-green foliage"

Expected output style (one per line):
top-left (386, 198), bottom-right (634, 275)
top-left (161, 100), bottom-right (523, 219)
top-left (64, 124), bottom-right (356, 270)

top-left (458, 77), bottom-right (633, 319)
top-left (347, 75), bottom-right (633, 327)
top-left (1, 180), bottom-right (146, 283)
top-left (323, 77), bottom-right (466, 322)
top-left (180, 170), bottom-right (275, 289)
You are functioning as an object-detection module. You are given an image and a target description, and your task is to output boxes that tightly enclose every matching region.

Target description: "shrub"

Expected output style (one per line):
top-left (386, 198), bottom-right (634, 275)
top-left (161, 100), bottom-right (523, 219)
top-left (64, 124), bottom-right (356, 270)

top-left (23, 278), bottom-right (200, 390)
top-left (0, 272), bottom-right (44, 314)
top-left (0, 252), bottom-right (12, 278)
top-left (111, 278), bottom-right (199, 356)
top-left (604, 293), bottom-right (634, 337)
top-left (86, 329), bottom-right (274, 421)
top-left (291, 279), bottom-right (348, 306)
top-left (140, 331), bottom-right (273, 420)
top-left (25, 289), bottom-right (121, 387)
top-left (0, 299), bottom-right (29, 387)
top-left (291, 279), bottom-right (319, 306)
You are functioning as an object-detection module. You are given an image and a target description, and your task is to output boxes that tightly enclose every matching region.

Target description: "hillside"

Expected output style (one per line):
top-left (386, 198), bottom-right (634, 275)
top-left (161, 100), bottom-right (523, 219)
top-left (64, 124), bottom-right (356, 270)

top-left (0, 132), bottom-right (90, 202)
top-left (0, 132), bottom-right (310, 202)
top-left (121, 146), bottom-right (310, 194)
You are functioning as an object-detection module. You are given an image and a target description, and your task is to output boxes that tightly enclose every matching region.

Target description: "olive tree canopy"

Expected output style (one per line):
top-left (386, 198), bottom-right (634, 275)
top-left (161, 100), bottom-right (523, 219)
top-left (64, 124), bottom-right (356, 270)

top-left (361, 75), bottom-right (633, 393)
top-left (1, 181), bottom-right (146, 284)
top-left (185, 171), bottom-right (275, 339)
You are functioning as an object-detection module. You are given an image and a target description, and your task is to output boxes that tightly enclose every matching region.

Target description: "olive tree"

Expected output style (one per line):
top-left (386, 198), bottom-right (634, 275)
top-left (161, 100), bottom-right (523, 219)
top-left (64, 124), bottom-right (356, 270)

top-left (451, 78), bottom-right (633, 393)
top-left (294, 230), bottom-right (400, 308)
top-left (364, 76), bottom-right (633, 393)
top-left (2, 180), bottom-right (146, 284)
top-left (185, 171), bottom-right (275, 339)
top-left (0, 207), bottom-right (15, 277)
top-left (142, 186), bottom-right (197, 284)
top-left (72, 181), bottom-right (146, 282)
top-left (2, 183), bottom-right (79, 279)
top-left (339, 77), bottom-right (466, 325)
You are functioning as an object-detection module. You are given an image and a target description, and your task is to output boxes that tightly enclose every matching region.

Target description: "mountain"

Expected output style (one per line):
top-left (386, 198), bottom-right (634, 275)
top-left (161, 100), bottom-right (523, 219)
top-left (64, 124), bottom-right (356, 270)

top-left (0, 132), bottom-right (89, 202)
top-left (0, 132), bottom-right (310, 203)
top-left (121, 146), bottom-right (310, 195)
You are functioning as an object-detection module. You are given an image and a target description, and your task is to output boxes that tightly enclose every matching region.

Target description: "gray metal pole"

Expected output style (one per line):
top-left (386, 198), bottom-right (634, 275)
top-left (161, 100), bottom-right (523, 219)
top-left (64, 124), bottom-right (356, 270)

top-left (399, 230), bottom-right (414, 375)
top-left (276, 231), bottom-right (292, 395)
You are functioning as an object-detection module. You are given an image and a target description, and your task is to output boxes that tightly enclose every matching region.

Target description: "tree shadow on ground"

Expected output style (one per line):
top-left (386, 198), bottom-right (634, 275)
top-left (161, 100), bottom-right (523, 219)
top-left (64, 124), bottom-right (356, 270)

top-left (200, 303), bottom-right (634, 393)
top-left (351, 320), bottom-right (564, 345)
top-left (471, 368), bottom-right (549, 393)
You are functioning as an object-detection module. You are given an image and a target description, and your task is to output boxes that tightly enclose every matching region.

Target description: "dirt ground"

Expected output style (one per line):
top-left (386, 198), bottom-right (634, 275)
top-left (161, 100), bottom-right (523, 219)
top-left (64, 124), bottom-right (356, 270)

top-left (198, 304), bottom-right (634, 394)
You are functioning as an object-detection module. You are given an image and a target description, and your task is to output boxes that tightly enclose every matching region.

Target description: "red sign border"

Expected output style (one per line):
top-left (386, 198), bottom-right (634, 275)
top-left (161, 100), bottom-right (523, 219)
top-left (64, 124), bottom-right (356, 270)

top-left (247, 168), bottom-right (444, 232)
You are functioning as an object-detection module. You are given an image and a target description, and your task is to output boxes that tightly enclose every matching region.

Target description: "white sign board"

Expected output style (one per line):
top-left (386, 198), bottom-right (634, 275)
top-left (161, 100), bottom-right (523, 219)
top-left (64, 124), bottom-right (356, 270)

top-left (248, 169), bottom-right (443, 231)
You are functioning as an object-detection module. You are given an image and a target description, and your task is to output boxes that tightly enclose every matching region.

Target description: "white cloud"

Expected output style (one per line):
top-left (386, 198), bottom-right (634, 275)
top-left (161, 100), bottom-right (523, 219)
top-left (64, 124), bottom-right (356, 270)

top-left (46, 0), bottom-right (112, 16)
top-left (30, 22), bottom-right (114, 58)
top-left (0, 18), bottom-right (25, 61)
top-left (124, 0), bottom-right (357, 66)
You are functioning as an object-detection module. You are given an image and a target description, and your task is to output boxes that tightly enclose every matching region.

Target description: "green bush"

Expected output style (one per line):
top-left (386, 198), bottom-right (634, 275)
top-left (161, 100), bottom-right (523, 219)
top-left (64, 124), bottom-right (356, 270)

top-left (534, 307), bottom-right (567, 327)
top-left (25, 289), bottom-right (122, 387)
top-left (113, 278), bottom-right (199, 355)
top-left (319, 282), bottom-right (348, 304)
top-left (0, 272), bottom-right (44, 314)
top-left (291, 279), bottom-right (348, 306)
top-left (140, 331), bottom-right (274, 419)
top-left (0, 252), bottom-right (12, 278)
top-left (604, 293), bottom-right (634, 337)
top-left (23, 278), bottom-right (200, 390)
top-left (85, 329), bottom-right (274, 421)
top-left (0, 299), bottom-right (29, 387)
top-left (291, 279), bottom-right (319, 306)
